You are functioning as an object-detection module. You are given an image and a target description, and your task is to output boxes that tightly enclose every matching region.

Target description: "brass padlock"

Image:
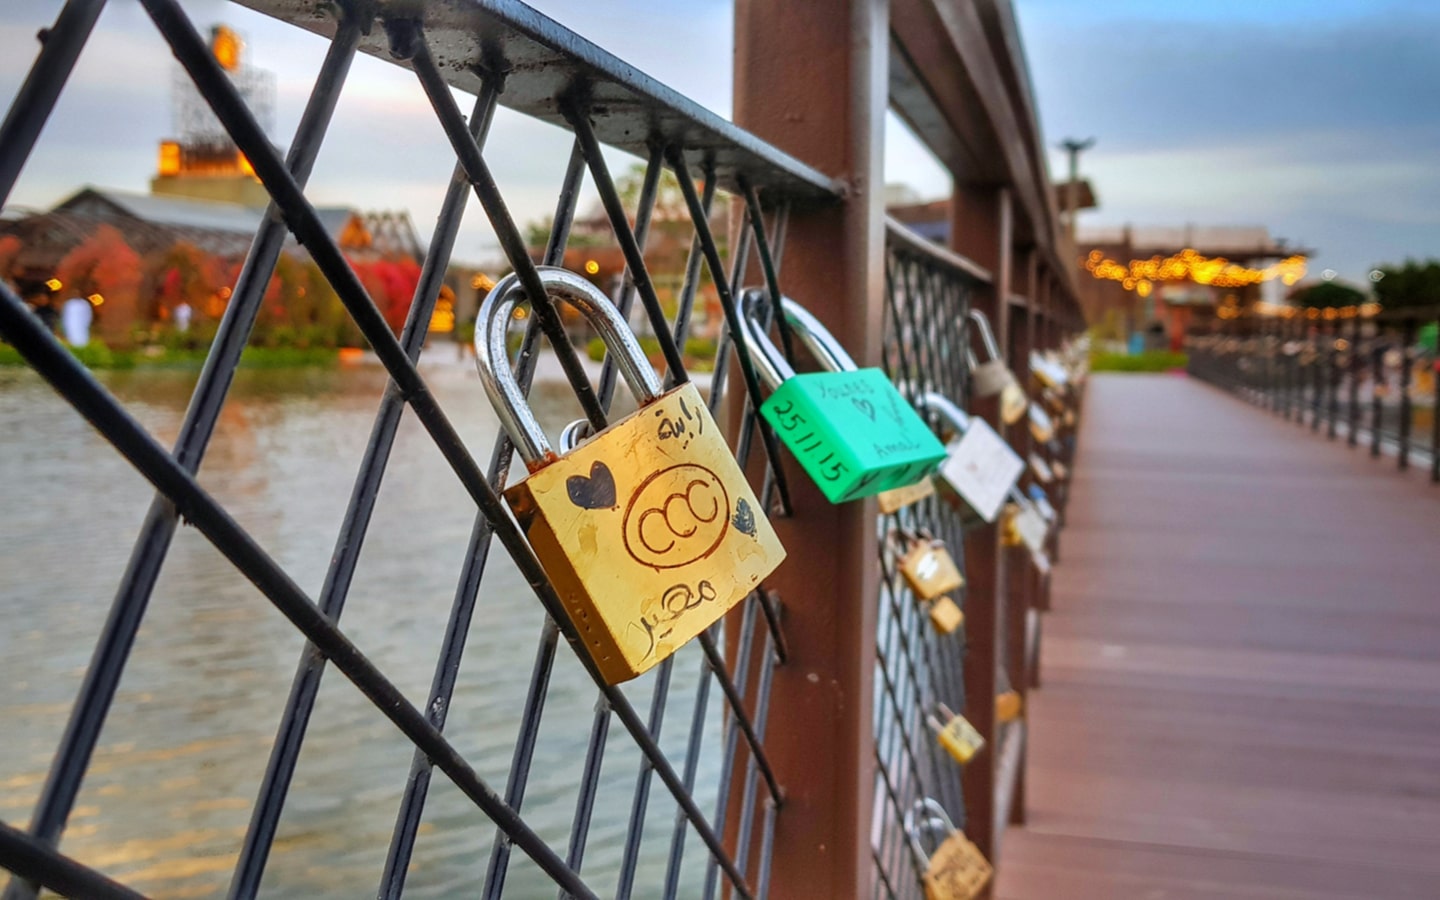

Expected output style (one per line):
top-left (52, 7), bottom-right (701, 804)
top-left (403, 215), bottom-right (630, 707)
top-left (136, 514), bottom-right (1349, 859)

top-left (929, 704), bottom-right (985, 765)
top-left (895, 530), bottom-right (965, 600)
top-left (967, 310), bottom-right (1028, 425)
top-left (1002, 499), bottom-right (1049, 554)
top-left (1051, 459), bottom-right (1069, 481)
top-left (877, 476), bottom-right (936, 514)
top-left (929, 596), bottom-right (964, 635)
top-left (995, 690), bottom-right (1023, 723)
top-left (476, 267), bottom-right (785, 684)
top-left (906, 799), bottom-right (993, 900)
top-left (1029, 404), bottom-right (1056, 443)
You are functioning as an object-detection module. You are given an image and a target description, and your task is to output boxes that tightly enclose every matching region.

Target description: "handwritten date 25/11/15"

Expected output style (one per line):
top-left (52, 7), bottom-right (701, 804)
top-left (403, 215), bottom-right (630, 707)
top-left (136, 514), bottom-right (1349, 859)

top-left (768, 398), bottom-right (850, 482)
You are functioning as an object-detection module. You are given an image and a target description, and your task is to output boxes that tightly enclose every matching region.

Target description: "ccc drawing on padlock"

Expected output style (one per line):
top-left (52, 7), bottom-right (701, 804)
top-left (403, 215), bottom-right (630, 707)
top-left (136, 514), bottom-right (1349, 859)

top-left (476, 267), bottom-right (786, 684)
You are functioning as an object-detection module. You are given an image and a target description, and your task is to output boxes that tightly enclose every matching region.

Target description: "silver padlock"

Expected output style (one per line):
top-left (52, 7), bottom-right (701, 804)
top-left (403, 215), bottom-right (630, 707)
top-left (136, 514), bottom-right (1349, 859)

top-left (966, 310), bottom-right (1027, 424)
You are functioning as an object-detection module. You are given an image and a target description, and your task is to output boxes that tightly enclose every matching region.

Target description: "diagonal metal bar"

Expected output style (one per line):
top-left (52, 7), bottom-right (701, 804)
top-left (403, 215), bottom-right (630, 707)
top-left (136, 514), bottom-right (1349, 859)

top-left (138, 9), bottom-right (757, 892)
top-left (595, 142), bottom-right (665, 408)
top-left (559, 699), bottom-right (613, 897)
top-left (564, 107), bottom-right (688, 383)
top-left (226, 76), bottom-right (504, 900)
top-left (739, 179), bottom-right (798, 366)
top-left (401, 27), bottom-right (608, 433)
top-left (4, 20), bottom-right (365, 900)
top-left (0, 284), bottom-right (598, 899)
top-left (662, 169), bottom-right (718, 391)
top-left (613, 657), bottom-right (674, 900)
top-left (0, 820), bottom-right (146, 900)
top-left (0, 0), bottom-right (107, 206)
top-left (665, 144), bottom-right (794, 515)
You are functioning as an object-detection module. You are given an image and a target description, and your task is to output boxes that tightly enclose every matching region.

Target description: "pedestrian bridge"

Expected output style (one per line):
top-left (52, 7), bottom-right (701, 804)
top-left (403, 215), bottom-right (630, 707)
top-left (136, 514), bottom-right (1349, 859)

top-left (1001, 373), bottom-right (1440, 899)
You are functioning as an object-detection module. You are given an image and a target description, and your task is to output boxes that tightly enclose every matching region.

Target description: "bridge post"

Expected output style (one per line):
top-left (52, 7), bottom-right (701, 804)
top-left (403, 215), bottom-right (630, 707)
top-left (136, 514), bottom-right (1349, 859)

top-left (732, 2), bottom-right (888, 897)
top-left (950, 183), bottom-right (1012, 873)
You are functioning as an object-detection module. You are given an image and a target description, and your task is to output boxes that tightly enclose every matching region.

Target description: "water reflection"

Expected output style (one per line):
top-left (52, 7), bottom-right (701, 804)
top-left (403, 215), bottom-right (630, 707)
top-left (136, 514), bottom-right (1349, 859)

top-left (0, 361), bottom-right (726, 898)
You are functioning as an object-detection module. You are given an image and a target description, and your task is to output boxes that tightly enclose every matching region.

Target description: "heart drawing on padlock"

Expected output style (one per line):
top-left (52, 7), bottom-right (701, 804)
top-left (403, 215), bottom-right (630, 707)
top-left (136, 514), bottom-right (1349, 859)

top-left (732, 498), bottom-right (757, 536)
top-left (565, 460), bottom-right (617, 510)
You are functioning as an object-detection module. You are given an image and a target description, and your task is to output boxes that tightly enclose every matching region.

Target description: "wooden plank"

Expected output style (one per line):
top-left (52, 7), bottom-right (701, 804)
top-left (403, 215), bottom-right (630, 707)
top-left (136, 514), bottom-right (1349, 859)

top-left (999, 374), bottom-right (1440, 898)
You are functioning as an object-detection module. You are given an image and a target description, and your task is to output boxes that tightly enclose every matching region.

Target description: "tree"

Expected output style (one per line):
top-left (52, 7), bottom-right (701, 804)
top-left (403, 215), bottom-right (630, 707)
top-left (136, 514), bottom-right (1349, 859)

top-left (1372, 259), bottom-right (1440, 310)
top-left (56, 224), bottom-right (142, 344)
top-left (1290, 280), bottom-right (1365, 308)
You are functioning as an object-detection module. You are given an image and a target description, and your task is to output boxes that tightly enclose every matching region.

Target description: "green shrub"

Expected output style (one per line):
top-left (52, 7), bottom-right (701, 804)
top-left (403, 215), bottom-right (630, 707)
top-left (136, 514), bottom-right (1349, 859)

top-left (1089, 350), bottom-right (1188, 372)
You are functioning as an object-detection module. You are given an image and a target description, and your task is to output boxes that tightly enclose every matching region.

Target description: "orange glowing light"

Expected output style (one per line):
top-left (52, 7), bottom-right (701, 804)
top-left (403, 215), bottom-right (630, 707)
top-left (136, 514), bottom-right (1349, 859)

top-left (158, 141), bottom-right (181, 176)
top-left (87, 293), bottom-right (104, 306)
top-left (584, 259), bottom-right (601, 275)
top-left (1083, 247), bottom-right (1307, 293)
top-left (212, 26), bottom-right (242, 72)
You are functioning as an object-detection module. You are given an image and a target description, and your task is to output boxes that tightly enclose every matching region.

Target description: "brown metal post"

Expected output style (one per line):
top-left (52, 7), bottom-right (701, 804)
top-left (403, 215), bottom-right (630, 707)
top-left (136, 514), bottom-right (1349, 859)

top-left (732, 3), bottom-right (887, 896)
top-left (951, 183), bottom-right (1011, 872)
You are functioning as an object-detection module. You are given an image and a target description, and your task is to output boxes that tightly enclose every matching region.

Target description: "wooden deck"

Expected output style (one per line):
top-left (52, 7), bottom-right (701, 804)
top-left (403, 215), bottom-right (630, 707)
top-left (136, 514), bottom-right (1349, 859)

top-left (999, 373), bottom-right (1440, 899)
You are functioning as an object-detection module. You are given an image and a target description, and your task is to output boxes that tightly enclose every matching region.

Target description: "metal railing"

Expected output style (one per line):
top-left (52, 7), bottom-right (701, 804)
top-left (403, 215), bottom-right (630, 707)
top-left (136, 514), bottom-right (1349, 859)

top-left (1188, 307), bottom-right (1439, 481)
top-left (0, 2), bottom-right (1086, 898)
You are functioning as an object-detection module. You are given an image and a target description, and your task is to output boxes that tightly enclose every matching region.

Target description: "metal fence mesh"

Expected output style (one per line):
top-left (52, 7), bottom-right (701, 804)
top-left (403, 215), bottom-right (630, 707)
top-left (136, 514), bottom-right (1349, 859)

top-left (0, 1), bottom-right (842, 897)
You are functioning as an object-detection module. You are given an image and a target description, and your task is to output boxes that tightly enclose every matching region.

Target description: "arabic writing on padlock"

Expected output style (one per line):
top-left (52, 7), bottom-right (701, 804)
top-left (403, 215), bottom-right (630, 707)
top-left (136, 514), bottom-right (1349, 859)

top-left (476, 267), bottom-right (786, 684)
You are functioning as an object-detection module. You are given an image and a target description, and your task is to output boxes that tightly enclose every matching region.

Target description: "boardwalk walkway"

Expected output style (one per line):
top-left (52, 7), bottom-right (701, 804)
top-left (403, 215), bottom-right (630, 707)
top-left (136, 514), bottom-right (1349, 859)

top-left (1000, 373), bottom-right (1440, 899)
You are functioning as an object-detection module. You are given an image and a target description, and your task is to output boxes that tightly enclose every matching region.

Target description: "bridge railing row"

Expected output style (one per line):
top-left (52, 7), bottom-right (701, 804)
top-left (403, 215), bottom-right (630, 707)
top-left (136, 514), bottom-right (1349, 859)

top-left (1187, 306), bottom-right (1440, 482)
top-left (0, 2), bottom-right (1086, 898)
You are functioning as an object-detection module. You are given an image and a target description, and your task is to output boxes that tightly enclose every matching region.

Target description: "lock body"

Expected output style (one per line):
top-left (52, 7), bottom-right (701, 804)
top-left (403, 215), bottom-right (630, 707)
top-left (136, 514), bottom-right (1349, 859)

top-left (760, 368), bottom-right (947, 503)
top-left (923, 831), bottom-right (993, 900)
top-left (900, 539), bottom-right (965, 600)
top-left (876, 476), bottom-right (936, 514)
top-left (995, 690), bottom-right (1023, 723)
top-left (936, 714), bottom-right (985, 764)
top-left (929, 596), bottom-right (964, 634)
top-left (505, 382), bottom-right (785, 684)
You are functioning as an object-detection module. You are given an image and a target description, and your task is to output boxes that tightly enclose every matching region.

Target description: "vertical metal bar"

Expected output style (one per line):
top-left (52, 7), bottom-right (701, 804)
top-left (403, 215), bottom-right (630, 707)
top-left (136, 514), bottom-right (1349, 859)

top-left (732, 4), bottom-right (888, 894)
top-left (1328, 321), bottom-right (1340, 440)
top-left (612, 659), bottom-right (675, 899)
top-left (4, 22), bottom-right (364, 900)
top-left (559, 700), bottom-right (613, 895)
top-left (662, 170), bottom-right (719, 392)
top-left (661, 650), bottom-right (716, 898)
top-left (1372, 337), bottom-right (1384, 458)
top-left (702, 599), bottom-right (759, 900)
top-left (1433, 312), bottom-right (1440, 482)
top-left (1349, 316), bottom-right (1362, 447)
top-left (1399, 317), bottom-right (1415, 470)
top-left (0, 0), bottom-right (107, 205)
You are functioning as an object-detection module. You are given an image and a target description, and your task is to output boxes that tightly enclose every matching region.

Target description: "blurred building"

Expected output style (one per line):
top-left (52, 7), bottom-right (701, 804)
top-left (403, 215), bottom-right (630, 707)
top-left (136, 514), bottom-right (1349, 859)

top-left (1076, 225), bottom-right (1309, 350)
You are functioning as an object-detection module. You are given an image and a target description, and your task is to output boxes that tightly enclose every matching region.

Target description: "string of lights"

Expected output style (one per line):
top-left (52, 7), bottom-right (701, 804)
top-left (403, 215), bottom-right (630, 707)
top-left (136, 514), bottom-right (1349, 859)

top-left (1083, 248), bottom-right (1308, 297)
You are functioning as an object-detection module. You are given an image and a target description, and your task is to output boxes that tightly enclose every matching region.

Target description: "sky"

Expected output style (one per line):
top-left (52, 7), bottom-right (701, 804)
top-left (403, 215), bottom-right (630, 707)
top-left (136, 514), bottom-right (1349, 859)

top-left (2, 0), bottom-right (1437, 284)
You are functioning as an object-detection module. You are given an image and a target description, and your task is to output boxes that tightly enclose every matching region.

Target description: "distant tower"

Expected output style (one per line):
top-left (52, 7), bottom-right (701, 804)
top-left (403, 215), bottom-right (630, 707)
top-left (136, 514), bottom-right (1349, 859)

top-left (150, 25), bottom-right (275, 208)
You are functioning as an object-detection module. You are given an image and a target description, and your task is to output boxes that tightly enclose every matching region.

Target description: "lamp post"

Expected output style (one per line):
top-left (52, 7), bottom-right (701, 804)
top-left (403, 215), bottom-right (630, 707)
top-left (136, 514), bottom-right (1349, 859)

top-left (1058, 137), bottom-right (1094, 246)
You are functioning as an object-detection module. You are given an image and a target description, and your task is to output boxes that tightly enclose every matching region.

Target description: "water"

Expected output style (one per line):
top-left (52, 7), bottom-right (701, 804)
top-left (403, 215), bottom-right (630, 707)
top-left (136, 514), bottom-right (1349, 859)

top-left (0, 359), bottom-right (728, 898)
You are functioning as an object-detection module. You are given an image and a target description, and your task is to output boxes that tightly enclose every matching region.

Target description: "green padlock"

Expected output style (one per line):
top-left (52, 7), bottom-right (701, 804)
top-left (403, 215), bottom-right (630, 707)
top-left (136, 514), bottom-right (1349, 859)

top-left (740, 291), bottom-right (948, 503)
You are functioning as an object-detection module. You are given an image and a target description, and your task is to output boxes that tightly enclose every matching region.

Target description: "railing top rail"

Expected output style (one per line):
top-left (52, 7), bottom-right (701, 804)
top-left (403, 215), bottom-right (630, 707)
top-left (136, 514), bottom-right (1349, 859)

top-left (234, 0), bottom-right (844, 204)
top-left (1375, 304), bottom-right (1440, 322)
top-left (885, 216), bottom-right (993, 285)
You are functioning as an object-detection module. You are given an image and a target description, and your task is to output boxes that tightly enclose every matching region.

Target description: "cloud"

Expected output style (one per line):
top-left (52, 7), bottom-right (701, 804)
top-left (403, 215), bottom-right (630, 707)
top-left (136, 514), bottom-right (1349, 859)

top-left (1017, 0), bottom-right (1440, 280)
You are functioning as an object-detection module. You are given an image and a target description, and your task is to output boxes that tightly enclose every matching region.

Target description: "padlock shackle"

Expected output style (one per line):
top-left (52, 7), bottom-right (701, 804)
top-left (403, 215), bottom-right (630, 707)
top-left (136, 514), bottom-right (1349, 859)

top-left (739, 289), bottom-right (859, 389)
top-left (966, 309), bottom-right (1004, 362)
top-left (915, 391), bottom-right (973, 437)
top-left (903, 797), bottom-right (958, 867)
top-left (476, 267), bottom-right (663, 466)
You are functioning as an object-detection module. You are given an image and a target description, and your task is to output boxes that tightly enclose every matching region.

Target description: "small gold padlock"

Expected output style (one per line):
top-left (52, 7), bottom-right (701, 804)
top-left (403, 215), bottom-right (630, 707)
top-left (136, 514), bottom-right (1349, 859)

top-left (1000, 502), bottom-right (1023, 548)
top-left (896, 530), bottom-right (965, 600)
top-left (995, 690), bottom-right (1023, 723)
top-left (1051, 459), bottom-right (1069, 481)
top-left (1028, 452), bottom-right (1054, 484)
top-left (877, 476), bottom-right (936, 514)
top-left (906, 799), bottom-right (993, 900)
top-left (477, 268), bottom-right (786, 684)
top-left (929, 704), bottom-right (985, 765)
top-left (929, 596), bottom-right (964, 635)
